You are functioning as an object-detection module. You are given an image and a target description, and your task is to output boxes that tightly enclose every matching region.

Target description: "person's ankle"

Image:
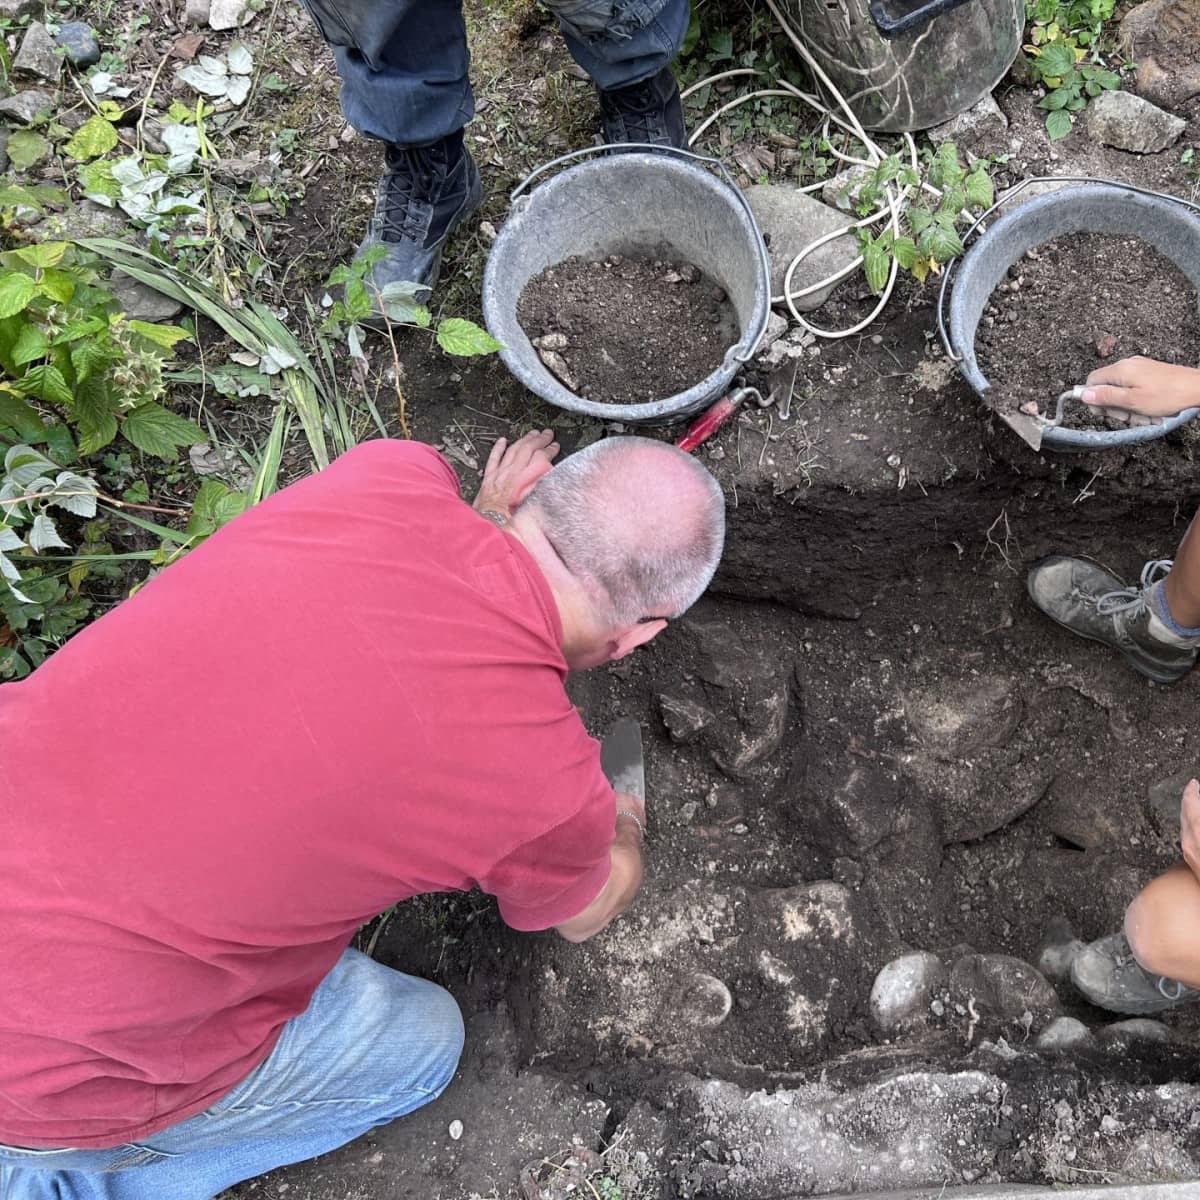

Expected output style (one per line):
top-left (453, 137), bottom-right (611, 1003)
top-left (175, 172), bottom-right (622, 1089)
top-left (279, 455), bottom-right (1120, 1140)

top-left (1149, 578), bottom-right (1200, 643)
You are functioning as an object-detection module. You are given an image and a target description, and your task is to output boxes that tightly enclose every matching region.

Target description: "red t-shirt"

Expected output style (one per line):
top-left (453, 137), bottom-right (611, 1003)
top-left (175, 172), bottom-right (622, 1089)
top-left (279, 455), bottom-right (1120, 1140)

top-left (0, 439), bottom-right (615, 1150)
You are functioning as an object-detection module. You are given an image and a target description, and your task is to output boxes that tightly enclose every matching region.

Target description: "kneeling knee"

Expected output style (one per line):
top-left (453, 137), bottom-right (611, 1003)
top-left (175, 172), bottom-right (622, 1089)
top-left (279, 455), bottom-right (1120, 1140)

top-left (1125, 874), bottom-right (1195, 980)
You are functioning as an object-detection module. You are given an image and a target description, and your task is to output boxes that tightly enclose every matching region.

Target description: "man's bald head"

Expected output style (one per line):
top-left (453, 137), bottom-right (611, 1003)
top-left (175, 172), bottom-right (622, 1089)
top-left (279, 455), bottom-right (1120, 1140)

top-left (520, 436), bottom-right (725, 628)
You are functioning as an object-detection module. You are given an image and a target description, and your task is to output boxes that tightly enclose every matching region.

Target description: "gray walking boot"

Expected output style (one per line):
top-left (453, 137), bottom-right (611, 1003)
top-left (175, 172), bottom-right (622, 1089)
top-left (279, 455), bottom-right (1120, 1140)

top-left (1071, 932), bottom-right (1200, 1014)
top-left (1026, 556), bottom-right (1200, 684)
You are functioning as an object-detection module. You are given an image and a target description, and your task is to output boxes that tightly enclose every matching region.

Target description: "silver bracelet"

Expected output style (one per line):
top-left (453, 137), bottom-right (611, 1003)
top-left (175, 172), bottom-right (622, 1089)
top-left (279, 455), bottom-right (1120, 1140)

top-left (478, 508), bottom-right (510, 528)
top-left (617, 809), bottom-right (645, 838)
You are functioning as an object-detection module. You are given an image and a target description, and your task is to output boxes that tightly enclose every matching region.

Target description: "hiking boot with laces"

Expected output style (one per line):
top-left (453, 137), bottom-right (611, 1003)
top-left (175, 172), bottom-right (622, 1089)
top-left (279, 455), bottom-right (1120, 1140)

top-left (598, 66), bottom-right (687, 149)
top-left (1071, 932), bottom-right (1200, 1014)
top-left (353, 132), bottom-right (483, 311)
top-left (1027, 556), bottom-right (1199, 684)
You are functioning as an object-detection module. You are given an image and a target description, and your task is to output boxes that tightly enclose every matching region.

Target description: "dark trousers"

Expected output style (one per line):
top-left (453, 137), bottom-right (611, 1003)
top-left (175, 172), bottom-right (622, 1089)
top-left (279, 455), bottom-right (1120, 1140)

top-left (300, 0), bottom-right (690, 146)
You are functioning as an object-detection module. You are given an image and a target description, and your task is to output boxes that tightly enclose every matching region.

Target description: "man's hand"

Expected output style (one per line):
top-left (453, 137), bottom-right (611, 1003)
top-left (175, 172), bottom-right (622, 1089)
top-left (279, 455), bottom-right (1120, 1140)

top-left (473, 429), bottom-right (560, 520)
top-left (1182, 779), bottom-right (1200, 879)
top-left (1081, 358), bottom-right (1200, 425)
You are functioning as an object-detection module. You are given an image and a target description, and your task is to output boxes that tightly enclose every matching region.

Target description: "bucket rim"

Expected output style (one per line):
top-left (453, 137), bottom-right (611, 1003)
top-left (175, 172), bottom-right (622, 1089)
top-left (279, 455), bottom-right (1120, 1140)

top-left (943, 178), bottom-right (1200, 451)
top-left (482, 149), bottom-right (772, 424)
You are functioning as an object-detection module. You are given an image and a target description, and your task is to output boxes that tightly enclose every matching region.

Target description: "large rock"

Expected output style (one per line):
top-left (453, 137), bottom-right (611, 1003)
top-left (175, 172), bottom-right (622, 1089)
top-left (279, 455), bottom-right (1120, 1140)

top-left (1084, 89), bottom-right (1186, 153)
top-left (0, 0), bottom-right (38, 15)
top-left (55, 22), bottom-right (101, 68)
top-left (30, 200), bottom-right (126, 241)
top-left (927, 92), bottom-right (1009, 157)
top-left (949, 953), bottom-right (1059, 1033)
top-left (869, 951), bottom-right (947, 1033)
top-left (12, 21), bottom-right (61, 81)
top-left (1120, 0), bottom-right (1200, 109)
top-left (0, 89), bottom-right (55, 125)
top-left (743, 184), bottom-right (859, 312)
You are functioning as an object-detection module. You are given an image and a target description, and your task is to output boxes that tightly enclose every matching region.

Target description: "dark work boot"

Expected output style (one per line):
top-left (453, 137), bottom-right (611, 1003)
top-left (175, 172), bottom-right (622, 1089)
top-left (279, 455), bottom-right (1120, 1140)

top-left (354, 131), bottom-right (483, 311)
top-left (598, 66), bottom-right (687, 149)
top-left (1071, 933), bottom-right (1200, 1015)
top-left (1026, 556), bottom-right (1200, 684)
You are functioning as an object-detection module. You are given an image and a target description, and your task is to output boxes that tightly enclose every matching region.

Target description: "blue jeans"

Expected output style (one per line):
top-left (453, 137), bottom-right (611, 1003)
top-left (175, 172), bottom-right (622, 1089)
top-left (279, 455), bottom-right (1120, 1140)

top-left (0, 950), bottom-right (464, 1200)
top-left (300, 0), bottom-right (690, 146)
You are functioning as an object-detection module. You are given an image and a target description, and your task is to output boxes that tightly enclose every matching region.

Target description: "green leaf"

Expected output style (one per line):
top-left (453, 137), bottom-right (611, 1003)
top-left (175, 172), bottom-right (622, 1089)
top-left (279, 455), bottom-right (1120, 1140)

top-left (121, 401), bottom-right (205, 460)
top-left (127, 320), bottom-right (191, 350)
top-left (6, 130), bottom-right (50, 171)
top-left (185, 480), bottom-right (249, 540)
top-left (64, 115), bottom-right (120, 162)
top-left (907, 207), bottom-right (934, 235)
top-left (11, 323), bottom-right (48, 366)
top-left (892, 235), bottom-right (919, 270)
top-left (708, 28), bottom-right (733, 59)
top-left (925, 223), bottom-right (965, 263)
top-left (18, 364), bottom-right (73, 406)
top-left (1045, 108), bottom-right (1074, 139)
top-left (378, 280), bottom-right (428, 324)
top-left (435, 318), bottom-right (504, 357)
top-left (42, 422), bottom-right (77, 465)
top-left (1036, 41), bottom-right (1076, 78)
top-left (81, 159), bottom-right (122, 201)
top-left (964, 168), bottom-right (994, 210)
top-left (862, 238), bottom-right (890, 293)
top-left (97, 99), bottom-right (125, 121)
top-left (0, 273), bottom-right (37, 319)
top-left (38, 268), bottom-right (76, 305)
top-left (1038, 87), bottom-right (1072, 110)
top-left (0, 387), bottom-right (46, 441)
top-left (13, 241), bottom-right (68, 270)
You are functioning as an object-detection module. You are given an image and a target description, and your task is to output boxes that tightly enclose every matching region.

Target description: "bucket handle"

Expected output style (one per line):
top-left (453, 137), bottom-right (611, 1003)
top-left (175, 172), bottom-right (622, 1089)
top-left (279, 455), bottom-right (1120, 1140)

top-left (936, 175), bottom-right (1200, 363)
top-left (509, 144), bottom-right (773, 365)
top-left (869, 0), bottom-right (973, 38)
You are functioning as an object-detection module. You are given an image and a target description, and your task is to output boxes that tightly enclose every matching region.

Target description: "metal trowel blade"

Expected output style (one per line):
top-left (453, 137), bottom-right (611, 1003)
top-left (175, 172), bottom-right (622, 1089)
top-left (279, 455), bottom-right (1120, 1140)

top-left (1000, 407), bottom-right (1045, 452)
top-left (600, 718), bottom-right (645, 801)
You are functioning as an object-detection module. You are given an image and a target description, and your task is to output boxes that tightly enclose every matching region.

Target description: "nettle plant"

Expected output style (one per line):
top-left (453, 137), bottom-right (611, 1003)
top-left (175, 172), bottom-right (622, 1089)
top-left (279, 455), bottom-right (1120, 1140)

top-left (844, 142), bottom-right (995, 290)
top-left (324, 248), bottom-right (504, 359)
top-left (0, 238), bottom-right (203, 677)
top-left (1025, 0), bottom-right (1120, 139)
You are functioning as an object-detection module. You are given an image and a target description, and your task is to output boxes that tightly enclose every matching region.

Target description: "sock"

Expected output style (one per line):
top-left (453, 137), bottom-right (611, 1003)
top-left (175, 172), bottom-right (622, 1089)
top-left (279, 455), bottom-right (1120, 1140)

top-left (1149, 578), bottom-right (1200, 640)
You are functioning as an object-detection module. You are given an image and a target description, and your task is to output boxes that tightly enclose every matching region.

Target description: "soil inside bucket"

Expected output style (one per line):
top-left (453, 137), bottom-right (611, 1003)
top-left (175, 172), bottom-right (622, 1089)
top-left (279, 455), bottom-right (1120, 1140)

top-left (975, 232), bottom-right (1200, 429)
top-left (517, 253), bottom-right (739, 406)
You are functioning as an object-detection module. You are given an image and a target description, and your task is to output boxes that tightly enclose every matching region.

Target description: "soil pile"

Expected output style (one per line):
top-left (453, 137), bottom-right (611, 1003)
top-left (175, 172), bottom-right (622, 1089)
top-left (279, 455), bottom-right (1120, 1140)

top-left (976, 232), bottom-right (1200, 426)
top-left (517, 254), bottom-right (738, 405)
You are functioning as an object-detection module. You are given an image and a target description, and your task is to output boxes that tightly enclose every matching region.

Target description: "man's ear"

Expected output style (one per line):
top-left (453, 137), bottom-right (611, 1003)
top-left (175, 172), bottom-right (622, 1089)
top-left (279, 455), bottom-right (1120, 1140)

top-left (610, 619), bottom-right (667, 661)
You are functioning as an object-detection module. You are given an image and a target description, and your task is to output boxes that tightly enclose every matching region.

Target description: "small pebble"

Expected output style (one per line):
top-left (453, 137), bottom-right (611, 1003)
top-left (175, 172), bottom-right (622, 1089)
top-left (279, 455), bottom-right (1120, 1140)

top-left (448, 1119), bottom-right (463, 1140)
top-left (533, 332), bottom-right (568, 352)
top-left (1095, 333), bottom-right (1118, 358)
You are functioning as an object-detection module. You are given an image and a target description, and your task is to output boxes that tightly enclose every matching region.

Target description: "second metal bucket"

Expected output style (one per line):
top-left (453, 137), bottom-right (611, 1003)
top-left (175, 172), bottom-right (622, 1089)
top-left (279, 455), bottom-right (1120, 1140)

top-left (482, 147), bottom-right (770, 424)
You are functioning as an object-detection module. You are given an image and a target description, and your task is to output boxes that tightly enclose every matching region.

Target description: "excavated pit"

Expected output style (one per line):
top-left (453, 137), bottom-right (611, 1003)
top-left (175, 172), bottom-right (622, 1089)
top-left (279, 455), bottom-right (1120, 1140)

top-left (255, 307), bottom-right (1200, 1200)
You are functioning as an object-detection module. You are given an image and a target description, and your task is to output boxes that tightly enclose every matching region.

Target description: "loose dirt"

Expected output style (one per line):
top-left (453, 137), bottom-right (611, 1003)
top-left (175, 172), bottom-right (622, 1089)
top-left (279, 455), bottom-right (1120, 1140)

top-left (976, 233), bottom-right (1200, 427)
top-left (517, 254), bottom-right (738, 404)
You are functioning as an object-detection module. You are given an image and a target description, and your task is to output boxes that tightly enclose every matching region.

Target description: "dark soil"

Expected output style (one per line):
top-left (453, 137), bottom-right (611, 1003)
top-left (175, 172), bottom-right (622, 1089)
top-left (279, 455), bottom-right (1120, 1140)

top-left (1139, 0), bottom-right (1200, 71)
top-left (976, 233), bottom-right (1200, 428)
top-left (517, 253), bottom-right (738, 405)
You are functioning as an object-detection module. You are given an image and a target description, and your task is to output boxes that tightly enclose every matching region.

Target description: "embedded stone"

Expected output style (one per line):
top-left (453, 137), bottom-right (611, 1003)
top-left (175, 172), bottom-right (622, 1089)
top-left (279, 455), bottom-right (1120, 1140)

top-left (743, 184), bottom-right (858, 311)
top-left (949, 954), bottom-right (1059, 1031)
top-left (12, 21), bottom-right (61, 81)
top-left (658, 694), bottom-right (715, 745)
top-left (208, 0), bottom-right (248, 28)
top-left (869, 951), bottom-right (947, 1033)
top-left (1084, 89), bottom-right (1186, 153)
top-left (0, 89), bottom-right (55, 125)
top-left (1146, 769), bottom-right (1190, 836)
top-left (1099, 1018), bottom-right (1172, 1045)
top-left (1036, 1016), bottom-right (1097, 1054)
top-left (0, 0), bottom-right (38, 16)
top-left (110, 272), bottom-right (185, 322)
top-left (1120, 0), bottom-right (1200, 109)
top-left (55, 22), bottom-right (101, 67)
top-left (927, 92), bottom-right (1009, 157)
top-left (1036, 916), bottom-right (1085, 984)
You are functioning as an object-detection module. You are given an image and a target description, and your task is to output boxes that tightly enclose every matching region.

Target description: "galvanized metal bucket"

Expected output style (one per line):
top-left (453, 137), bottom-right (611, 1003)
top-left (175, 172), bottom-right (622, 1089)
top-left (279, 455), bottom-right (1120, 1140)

top-left (939, 178), bottom-right (1200, 453)
top-left (482, 145), bottom-right (771, 425)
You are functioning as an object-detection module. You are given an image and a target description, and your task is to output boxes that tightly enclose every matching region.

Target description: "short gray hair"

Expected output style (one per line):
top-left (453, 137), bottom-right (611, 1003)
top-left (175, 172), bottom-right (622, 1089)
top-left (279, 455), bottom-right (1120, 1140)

top-left (522, 436), bottom-right (725, 627)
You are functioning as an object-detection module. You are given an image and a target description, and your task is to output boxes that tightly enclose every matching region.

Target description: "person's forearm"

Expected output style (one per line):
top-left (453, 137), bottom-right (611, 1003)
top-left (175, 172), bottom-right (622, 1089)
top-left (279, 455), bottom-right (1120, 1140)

top-left (556, 832), bottom-right (643, 942)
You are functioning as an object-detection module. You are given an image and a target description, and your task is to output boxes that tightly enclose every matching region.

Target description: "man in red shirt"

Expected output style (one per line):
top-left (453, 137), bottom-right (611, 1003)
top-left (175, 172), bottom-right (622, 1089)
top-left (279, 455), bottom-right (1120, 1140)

top-left (0, 430), bottom-right (726, 1199)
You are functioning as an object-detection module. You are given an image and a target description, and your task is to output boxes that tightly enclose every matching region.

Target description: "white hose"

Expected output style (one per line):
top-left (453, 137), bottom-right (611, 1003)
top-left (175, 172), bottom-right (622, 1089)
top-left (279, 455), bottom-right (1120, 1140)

top-left (684, 0), bottom-right (934, 339)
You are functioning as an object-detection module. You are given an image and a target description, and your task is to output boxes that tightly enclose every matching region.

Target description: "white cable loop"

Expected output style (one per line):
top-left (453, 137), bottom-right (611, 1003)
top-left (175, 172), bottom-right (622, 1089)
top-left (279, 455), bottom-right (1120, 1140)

top-left (683, 0), bottom-right (937, 339)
